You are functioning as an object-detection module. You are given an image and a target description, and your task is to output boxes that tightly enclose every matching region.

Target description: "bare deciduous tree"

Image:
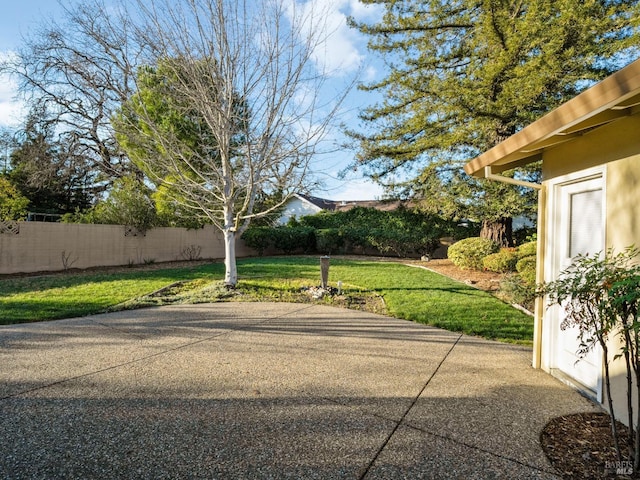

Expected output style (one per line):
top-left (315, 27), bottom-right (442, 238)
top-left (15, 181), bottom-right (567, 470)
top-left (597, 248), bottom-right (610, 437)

top-left (115, 0), bottom-right (350, 286)
top-left (0, 0), bottom-right (143, 179)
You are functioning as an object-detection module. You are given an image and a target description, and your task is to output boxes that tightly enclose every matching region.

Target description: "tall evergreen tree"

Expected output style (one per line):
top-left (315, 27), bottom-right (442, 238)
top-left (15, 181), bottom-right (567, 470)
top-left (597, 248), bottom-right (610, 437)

top-left (10, 110), bottom-right (95, 216)
top-left (349, 0), bottom-right (640, 245)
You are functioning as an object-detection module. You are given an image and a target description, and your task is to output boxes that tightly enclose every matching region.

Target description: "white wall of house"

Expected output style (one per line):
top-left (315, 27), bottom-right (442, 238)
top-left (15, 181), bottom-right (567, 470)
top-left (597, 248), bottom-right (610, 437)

top-left (277, 196), bottom-right (323, 225)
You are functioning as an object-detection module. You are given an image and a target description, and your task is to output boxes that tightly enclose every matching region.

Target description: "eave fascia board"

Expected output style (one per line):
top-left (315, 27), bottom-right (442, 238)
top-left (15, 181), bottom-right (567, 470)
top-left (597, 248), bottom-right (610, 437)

top-left (464, 59), bottom-right (640, 177)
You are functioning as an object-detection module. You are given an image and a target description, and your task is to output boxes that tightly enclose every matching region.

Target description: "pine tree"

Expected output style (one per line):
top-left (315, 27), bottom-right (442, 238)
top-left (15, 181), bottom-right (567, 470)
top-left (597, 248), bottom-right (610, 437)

top-left (349, 0), bottom-right (640, 245)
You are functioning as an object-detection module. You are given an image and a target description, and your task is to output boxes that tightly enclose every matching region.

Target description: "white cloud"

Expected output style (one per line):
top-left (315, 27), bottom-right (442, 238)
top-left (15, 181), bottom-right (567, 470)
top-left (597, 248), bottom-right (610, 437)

top-left (287, 0), bottom-right (366, 77)
top-left (363, 65), bottom-right (377, 81)
top-left (326, 177), bottom-right (385, 201)
top-left (347, 0), bottom-right (384, 22)
top-left (293, 82), bottom-right (317, 112)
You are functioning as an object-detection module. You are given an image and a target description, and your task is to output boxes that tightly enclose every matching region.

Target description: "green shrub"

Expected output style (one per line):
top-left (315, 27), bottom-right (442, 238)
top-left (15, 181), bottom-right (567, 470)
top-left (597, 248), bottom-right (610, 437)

top-left (366, 228), bottom-right (404, 256)
top-left (270, 226), bottom-right (315, 254)
top-left (516, 255), bottom-right (537, 286)
top-left (250, 206), bottom-right (464, 258)
top-left (298, 210), bottom-right (337, 229)
top-left (296, 206), bottom-right (451, 258)
top-left (315, 228), bottom-right (343, 254)
top-left (516, 241), bottom-right (537, 258)
top-left (364, 228), bottom-right (438, 258)
top-left (448, 237), bottom-right (499, 270)
top-left (499, 273), bottom-right (536, 310)
top-left (0, 177), bottom-right (29, 221)
top-left (341, 225), bottom-right (370, 251)
top-left (241, 227), bottom-right (274, 256)
top-left (482, 248), bottom-right (519, 273)
top-left (496, 254), bottom-right (537, 310)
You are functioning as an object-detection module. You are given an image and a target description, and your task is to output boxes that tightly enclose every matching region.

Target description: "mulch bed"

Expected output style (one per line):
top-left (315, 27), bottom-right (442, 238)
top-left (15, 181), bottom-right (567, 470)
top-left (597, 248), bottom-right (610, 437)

top-left (541, 412), bottom-right (638, 479)
top-left (417, 258), bottom-right (505, 292)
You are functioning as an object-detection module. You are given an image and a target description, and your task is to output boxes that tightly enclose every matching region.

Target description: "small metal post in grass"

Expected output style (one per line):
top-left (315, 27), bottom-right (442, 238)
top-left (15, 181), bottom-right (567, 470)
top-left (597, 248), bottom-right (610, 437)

top-left (320, 255), bottom-right (330, 289)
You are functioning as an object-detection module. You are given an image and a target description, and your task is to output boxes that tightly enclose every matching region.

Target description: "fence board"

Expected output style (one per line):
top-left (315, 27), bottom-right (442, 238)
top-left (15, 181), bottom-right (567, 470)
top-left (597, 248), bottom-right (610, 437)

top-left (0, 222), bottom-right (255, 275)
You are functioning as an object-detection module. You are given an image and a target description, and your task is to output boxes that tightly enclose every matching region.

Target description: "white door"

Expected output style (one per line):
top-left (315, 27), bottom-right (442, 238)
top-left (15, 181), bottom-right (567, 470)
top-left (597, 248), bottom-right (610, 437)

top-left (549, 174), bottom-right (604, 398)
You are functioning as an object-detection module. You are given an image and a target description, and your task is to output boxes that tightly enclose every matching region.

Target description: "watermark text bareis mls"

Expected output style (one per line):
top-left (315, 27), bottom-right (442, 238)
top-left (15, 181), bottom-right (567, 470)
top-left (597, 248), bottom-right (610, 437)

top-left (605, 460), bottom-right (633, 475)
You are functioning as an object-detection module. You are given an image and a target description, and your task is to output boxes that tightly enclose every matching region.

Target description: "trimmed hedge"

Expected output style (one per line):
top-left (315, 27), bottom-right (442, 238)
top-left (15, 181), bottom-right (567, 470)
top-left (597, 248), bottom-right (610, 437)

top-left (315, 228), bottom-right (343, 254)
top-left (242, 225), bottom-right (315, 254)
top-left (482, 248), bottom-right (519, 273)
top-left (448, 237), bottom-right (499, 270)
top-left (516, 241), bottom-right (537, 258)
top-left (242, 206), bottom-right (468, 258)
top-left (241, 226), bottom-right (273, 256)
top-left (516, 255), bottom-right (537, 286)
top-left (270, 226), bottom-right (315, 254)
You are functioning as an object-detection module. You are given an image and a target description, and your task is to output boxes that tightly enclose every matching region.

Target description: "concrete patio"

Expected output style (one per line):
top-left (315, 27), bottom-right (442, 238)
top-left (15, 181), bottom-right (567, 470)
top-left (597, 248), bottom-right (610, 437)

top-left (0, 303), bottom-right (598, 479)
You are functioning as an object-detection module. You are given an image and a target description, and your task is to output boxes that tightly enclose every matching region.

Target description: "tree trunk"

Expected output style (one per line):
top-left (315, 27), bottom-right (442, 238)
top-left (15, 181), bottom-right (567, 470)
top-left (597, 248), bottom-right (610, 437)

top-left (480, 217), bottom-right (513, 247)
top-left (223, 204), bottom-right (237, 287)
top-left (223, 227), bottom-right (238, 287)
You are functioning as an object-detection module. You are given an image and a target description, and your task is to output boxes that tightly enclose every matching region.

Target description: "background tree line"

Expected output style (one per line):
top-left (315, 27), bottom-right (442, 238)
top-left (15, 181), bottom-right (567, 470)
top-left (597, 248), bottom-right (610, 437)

top-left (347, 0), bottom-right (640, 246)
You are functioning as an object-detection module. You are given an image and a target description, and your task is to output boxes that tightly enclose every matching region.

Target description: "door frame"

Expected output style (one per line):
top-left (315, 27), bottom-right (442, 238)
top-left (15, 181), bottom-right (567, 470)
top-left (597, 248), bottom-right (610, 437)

top-left (541, 165), bottom-right (606, 401)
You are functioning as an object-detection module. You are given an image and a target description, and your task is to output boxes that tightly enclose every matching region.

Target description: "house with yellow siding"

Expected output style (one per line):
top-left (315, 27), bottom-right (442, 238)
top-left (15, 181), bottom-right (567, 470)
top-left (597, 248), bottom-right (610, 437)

top-left (465, 58), bottom-right (640, 422)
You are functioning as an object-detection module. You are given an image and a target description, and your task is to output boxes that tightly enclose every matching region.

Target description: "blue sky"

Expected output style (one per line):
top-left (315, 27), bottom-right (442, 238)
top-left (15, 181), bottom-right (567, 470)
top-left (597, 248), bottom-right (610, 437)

top-left (0, 0), bottom-right (387, 201)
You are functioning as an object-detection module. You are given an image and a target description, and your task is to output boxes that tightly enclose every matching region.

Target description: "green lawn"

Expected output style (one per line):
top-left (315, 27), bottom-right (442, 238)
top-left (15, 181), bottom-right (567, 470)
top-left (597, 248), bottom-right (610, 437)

top-left (0, 257), bottom-right (533, 344)
top-left (0, 264), bottom-right (222, 323)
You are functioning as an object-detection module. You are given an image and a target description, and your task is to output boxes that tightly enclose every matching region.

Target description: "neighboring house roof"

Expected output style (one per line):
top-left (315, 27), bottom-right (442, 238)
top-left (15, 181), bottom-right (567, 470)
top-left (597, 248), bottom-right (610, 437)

top-left (293, 194), bottom-right (406, 213)
top-left (334, 199), bottom-right (408, 212)
top-left (464, 58), bottom-right (640, 177)
top-left (295, 194), bottom-right (338, 211)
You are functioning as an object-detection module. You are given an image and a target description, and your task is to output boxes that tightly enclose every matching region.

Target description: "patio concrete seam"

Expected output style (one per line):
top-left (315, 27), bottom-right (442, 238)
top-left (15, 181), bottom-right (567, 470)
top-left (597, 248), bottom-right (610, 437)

top-left (358, 332), bottom-right (463, 480)
top-left (0, 304), bottom-right (319, 402)
top-left (87, 318), bottom-right (149, 340)
top-left (0, 328), bottom-right (239, 401)
top-left (401, 420), bottom-right (558, 476)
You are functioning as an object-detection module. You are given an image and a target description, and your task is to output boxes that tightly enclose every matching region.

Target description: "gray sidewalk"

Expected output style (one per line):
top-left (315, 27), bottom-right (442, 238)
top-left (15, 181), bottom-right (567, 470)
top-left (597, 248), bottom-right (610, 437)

top-left (0, 303), bottom-right (597, 479)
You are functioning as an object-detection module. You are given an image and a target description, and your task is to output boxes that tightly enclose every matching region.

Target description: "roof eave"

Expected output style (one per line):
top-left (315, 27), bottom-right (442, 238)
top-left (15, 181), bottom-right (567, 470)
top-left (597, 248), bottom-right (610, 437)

top-left (464, 59), bottom-right (640, 178)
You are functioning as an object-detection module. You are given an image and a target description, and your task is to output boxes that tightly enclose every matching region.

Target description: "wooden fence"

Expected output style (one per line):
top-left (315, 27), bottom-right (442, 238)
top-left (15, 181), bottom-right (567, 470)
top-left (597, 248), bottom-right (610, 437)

top-left (0, 221), bottom-right (255, 275)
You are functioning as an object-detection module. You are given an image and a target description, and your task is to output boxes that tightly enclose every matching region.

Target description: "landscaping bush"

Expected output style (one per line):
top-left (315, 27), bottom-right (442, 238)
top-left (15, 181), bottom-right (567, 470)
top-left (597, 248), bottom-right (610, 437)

top-left (495, 254), bottom-right (537, 311)
top-left (366, 228), bottom-right (404, 257)
top-left (0, 177), bottom-right (29, 221)
top-left (248, 206), bottom-right (460, 258)
top-left (270, 226), bottom-right (315, 254)
top-left (373, 230), bottom-right (440, 258)
top-left (298, 210), bottom-right (339, 229)
top-left (482, 248), bottom-right (519, 273)
top-left (499, 274), bottom-right (536, 311)
top-left (315, 228), bottom-right (343, 254)
top-left (241, 227), bottom-right (273, 256)
top-left (448, 237), bottom-right (499, 270)
top-left (516, 241), bottom-right (537, 258)
top-left (516, 255), bottom-right (537, 286)
top-left (298, 206), bottom-right (451, 257)
top-left (341, 225), bottom-right (370, 252)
